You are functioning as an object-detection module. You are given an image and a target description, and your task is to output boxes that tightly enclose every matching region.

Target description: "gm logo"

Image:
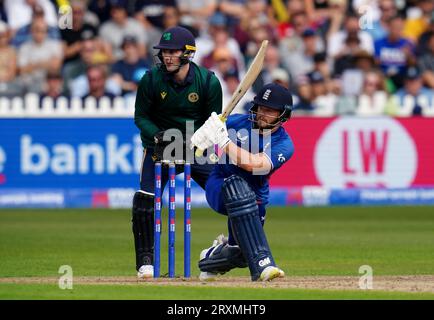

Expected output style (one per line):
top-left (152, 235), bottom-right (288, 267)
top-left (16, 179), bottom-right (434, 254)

top-left (258, 257), bottom-right (271, 267)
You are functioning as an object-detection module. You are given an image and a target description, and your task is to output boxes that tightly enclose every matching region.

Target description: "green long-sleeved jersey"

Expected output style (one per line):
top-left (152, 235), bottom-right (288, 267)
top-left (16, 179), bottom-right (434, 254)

top-left (134, 62), bottom-right (223, 148)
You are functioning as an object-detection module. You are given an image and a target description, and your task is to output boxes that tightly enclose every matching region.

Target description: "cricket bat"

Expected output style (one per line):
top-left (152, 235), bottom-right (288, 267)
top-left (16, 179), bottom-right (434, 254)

top-left (195, 40), bottom-right (269, 158)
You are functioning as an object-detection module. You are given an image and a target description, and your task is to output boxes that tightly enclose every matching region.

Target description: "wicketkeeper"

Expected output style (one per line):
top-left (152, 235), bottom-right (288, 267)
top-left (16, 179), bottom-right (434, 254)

top-left (190, 83), bottom-right (294, 281)
top-left (132, 26), bottom-right (222, 278)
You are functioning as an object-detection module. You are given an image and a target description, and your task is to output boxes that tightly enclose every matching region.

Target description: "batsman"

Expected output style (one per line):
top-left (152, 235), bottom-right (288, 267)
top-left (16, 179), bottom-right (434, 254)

top-left (132, 26), bottom-right (222, 278)
top-left (190, 83), bottom-right (294, 281)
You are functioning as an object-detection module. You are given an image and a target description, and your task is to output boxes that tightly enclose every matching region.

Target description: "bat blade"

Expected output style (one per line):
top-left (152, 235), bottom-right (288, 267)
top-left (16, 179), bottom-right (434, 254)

top-left (221, 40), bottom-right (268, 119)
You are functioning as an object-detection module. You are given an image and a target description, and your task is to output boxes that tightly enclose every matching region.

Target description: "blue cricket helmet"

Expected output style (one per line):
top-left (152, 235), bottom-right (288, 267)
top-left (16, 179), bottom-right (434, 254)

top-left (249, 83), bottom-right (293, 125)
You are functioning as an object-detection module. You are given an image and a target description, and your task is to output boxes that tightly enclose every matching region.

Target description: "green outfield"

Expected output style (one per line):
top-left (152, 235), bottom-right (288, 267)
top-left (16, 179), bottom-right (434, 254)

top-left (0, 206), bottom-right (433, 299)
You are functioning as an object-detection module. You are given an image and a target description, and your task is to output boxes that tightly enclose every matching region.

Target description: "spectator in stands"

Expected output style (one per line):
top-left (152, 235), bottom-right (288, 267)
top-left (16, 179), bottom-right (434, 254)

top-left (194, 13), bottom-right (245, 73)
top-left (162, 6), bottom-right (191, 32)
top-left (63, 29), bottom-right (115, 97)
top-left (4, 0), bottom-right (57, 32)
top-left (17, 18), bottom-right (63, 94)
top-left (353, 50), bottom-right (376, 73)
top-left (134, 0), bottom-right (177, 30)
top-left (394, 66), bottom-right (434, 115)
top-left (356, 70), bottom-right (387, 116)
top-left (110, 36), bottom-right (151, 96)
top-left (221, 68), bottom-right (255, 114)
top-left (82, 65), bottom-right (116, 100)
top-left (252, 44), bottom-right (284, 93)
top-left (278, 10), bottom-right (323, 55)
top-left (270, 67), bottom-right (290, 89)
top-left (233, 0), bottom-right (275, 55)
top-left (333, 32), bottom-right (369, 96)
top-left (365, 0), bottom-right (397, 42)
top-left (416, 19), bottom-right (434, 56)
top-left (332, 32), bottom-right (361, 76)
top-left (308, 70), bottom-right (327, 100)
top-left (403, 0), bottom-right (433, 43)
top-left (61, 0), bottom-right (100, 65)
top-left (283, 28), bottom-right (320, 86)
top-left (0, 20), bottom-right (21, 97)
top-left (0, 0), bottom-right (7, 22)
top-left (275, 1), bottom-right (306, 40)
top-left (312, 52), bottom-right (331, 79)
top-left (293, 75), bottom-right (314, 113)
top-left (218, 0), bottom-right (247, 22)
top-left (40, 71), bottom-right (67, 100)
top-left (177, 0), bottom-right (217, 36)
top-left (11, 4), bottom-right (60, 47)
top-left (88, 0), bottom-right (113, 24)
top-left (328, 14), bottom-right (374, 60)
top-left (418, 31), bottom-right (434, 88)
top-left (374, 15), bottom-right (416, 91)
top-left (202, 46), bottom-right (239, 83)
top-left (99, 0), bottom-right (148, 60)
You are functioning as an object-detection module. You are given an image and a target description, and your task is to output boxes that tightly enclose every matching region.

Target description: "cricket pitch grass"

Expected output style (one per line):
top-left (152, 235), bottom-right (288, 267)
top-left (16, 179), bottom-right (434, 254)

top-left (0, 206), bottom-right (433, 299)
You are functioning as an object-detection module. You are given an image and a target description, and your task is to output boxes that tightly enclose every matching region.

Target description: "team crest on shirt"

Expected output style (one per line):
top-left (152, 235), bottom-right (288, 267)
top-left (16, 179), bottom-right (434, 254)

top-left (188, 92), bottom-right (199, 102)
top-left (160, 91), bottom-right (167, 99)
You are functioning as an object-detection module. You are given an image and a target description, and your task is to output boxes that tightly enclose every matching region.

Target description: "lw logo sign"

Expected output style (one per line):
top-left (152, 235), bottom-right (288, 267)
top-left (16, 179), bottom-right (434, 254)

top-left (314, 118), bottom-right (417, 188)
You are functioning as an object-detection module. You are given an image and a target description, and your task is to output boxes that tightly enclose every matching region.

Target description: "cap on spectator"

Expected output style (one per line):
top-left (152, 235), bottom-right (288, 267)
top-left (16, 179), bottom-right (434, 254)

top-left (209, 12), bottom-right (227, 27)
top-left (122, 35), bottom-right (138, 48)
top-left (110, 0), bottom-right (128, 9)
top-left (271, 68), bottom-right (289, 83)
top-left (405, 66), bottom-right (421, 80)
top-left (0, 21), bottom-right (7, 34)
top-left (302, 28), bottom-right (316, 38)
top-left (307, 70), bottom-right (325, 83)
top-left (81, 28), bottom-right (97, 40)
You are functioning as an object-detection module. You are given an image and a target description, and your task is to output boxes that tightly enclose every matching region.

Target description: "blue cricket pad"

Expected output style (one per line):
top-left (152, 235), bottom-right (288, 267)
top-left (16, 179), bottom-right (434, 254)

top-left (222, 175), bottom-right (275, 281)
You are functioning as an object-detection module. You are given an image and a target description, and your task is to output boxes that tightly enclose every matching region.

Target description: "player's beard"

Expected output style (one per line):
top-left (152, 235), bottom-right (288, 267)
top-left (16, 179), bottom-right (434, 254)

top-left (253, 113), bottom-right (281, 132)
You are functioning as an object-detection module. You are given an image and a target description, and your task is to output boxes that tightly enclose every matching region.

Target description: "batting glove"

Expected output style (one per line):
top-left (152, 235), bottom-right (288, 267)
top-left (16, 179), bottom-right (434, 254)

top-left (190, 124), bottom-right (214, 151)
top-left (207, 112), bottom-right (230, 149)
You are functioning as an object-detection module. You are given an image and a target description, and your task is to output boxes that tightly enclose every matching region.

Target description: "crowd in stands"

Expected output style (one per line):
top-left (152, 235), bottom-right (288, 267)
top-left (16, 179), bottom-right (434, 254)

top-left (0, 0), bottom-right (433, 116)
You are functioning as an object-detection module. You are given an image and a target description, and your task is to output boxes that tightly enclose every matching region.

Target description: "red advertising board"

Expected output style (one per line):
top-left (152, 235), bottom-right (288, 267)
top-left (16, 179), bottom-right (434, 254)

top-left (271, 117), bottom-right (434, 188)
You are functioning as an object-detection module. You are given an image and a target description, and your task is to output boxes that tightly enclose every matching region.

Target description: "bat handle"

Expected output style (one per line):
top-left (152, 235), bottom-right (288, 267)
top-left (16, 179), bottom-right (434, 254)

top-left (195, 148), bottom-right (204, 157)
top-left (194, 145), bottom-right (219, 163)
